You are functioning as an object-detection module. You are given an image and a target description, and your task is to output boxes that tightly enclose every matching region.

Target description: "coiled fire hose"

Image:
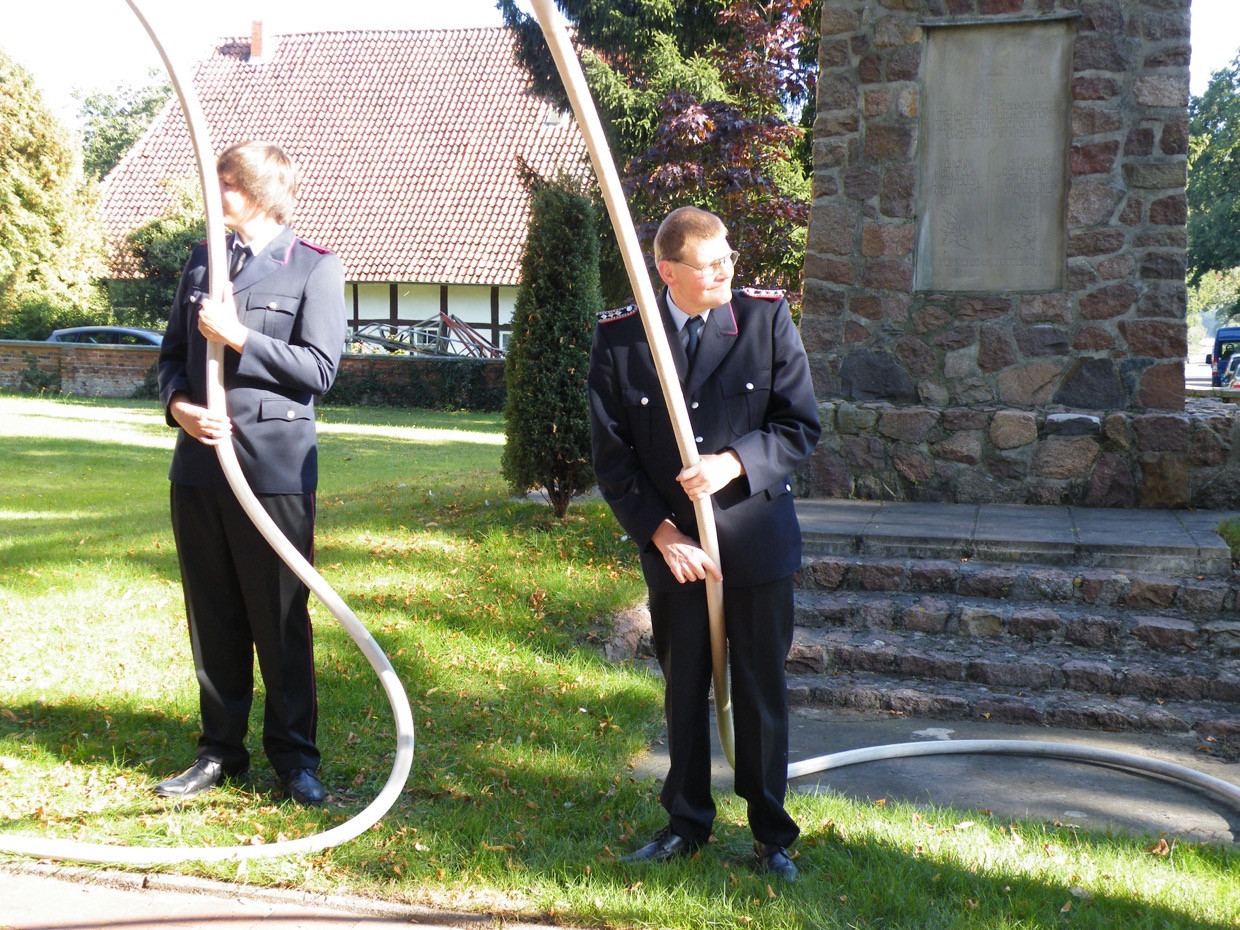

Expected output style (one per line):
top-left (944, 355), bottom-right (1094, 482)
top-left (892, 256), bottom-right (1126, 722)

top-left (0, 0), bottom-right (415, 864)
top-left (528, 0), bottom-right (1240, 819)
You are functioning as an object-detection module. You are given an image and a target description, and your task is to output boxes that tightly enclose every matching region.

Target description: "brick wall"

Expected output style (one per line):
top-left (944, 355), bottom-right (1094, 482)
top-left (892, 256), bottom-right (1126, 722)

top-left (0, 340), bottom-right (505, 410)
top-left (0, 341), bottom-right (159, 397)
top-left (802, 0), bottom-right (1208, 506)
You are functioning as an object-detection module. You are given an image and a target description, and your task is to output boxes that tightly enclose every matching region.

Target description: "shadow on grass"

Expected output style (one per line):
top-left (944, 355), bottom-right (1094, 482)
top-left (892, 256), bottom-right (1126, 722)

top-left (5, 633), bottom-right (1239, 927)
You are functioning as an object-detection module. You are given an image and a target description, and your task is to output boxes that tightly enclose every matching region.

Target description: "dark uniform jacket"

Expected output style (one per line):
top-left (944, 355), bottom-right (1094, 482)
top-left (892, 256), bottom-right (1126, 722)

top-left (588, 287), bottom-right (821, 592)
top-left (158, 227), bottom-right (347, 495)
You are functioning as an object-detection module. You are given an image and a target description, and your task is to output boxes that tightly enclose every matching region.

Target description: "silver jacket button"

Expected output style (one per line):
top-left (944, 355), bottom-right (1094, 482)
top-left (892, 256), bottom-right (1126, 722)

top-left (691, 401), bottom-right (699, 409)
top-left (640, 396), bottom-right (649, 406)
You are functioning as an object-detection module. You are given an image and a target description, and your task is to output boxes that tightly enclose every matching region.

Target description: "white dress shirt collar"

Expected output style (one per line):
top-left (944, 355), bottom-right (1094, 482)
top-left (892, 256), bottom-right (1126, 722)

top-left (666, 292), bottom-right (710, 332)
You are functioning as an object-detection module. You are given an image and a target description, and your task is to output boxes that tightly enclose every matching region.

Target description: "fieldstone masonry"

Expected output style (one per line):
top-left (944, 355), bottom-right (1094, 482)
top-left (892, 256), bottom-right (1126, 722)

top-left (801, 0), bottom-right (1236, 507)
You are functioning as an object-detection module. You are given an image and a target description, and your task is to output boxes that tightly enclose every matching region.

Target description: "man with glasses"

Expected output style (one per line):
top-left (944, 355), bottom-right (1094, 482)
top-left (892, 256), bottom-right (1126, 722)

top-left (588, 206), bottom-right (820, 881)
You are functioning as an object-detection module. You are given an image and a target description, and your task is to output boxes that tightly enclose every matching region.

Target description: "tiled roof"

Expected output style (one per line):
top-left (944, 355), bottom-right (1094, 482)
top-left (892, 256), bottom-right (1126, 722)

top-left (98, 27), bottom-right (589, 286)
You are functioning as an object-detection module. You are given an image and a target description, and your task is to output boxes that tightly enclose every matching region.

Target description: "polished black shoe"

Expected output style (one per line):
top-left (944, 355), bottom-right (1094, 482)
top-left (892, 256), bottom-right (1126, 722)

top-left (153, 759), bottom-right (245, 798)
top-left (754, 841), bottom-right (799, 882)
top-left (280, 767), bottom-right (327, 805)
top-left (619, 826), bottom-right (699, 863)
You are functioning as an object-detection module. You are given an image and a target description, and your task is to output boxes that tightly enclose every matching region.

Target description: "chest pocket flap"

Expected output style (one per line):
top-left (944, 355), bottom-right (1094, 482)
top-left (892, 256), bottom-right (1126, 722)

top-left (242, 291), bottom-right (299, 339)
top-left (622, 385), bottom-right (665, 411)
top-left (721, 369), bottom-right (772, 399)
top-left (259, 396), bottom-right (311, 423)
top-left (722, 368), bottom-right (771, 433)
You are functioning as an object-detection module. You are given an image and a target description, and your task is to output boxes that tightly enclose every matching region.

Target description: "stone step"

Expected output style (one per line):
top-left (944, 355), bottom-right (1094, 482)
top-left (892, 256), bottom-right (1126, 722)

top-left (797, 554), bottom-right (1238, 614)
top-left (795, 500), bottom-right (1236, 577)
top-left (793, 587), bottom-right (1240, 662)
top-left (787, 626), bottom-right (1240, 708)
top-left (785, 670), bottom-right (1240, 743)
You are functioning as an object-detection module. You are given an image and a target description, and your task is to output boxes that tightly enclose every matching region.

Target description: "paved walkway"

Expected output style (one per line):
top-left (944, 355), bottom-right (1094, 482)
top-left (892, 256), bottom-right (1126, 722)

top-left (0, 864), bottom-right (560, 930)
top-left (3, 501), bottom-right (1238, 928)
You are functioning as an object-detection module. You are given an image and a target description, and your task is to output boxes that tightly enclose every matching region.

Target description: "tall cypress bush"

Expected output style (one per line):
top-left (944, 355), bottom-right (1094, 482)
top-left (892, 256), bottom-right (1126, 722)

top-left (502, 176), bottom-right (602, 518)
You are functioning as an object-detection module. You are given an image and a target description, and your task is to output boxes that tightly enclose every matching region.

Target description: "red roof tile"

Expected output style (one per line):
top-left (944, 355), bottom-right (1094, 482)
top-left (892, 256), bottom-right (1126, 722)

top-left (98, 27), bottom-right (588, 286)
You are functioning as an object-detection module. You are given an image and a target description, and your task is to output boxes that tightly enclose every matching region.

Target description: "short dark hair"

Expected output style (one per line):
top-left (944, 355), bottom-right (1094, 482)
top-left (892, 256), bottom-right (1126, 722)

top-left (654, 206), bottom-right (727, 263)
top-left (216, 140), bottom-right (299, 224)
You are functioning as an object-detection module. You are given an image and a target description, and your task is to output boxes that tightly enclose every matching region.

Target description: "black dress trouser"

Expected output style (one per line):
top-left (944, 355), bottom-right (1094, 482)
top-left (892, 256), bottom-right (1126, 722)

top-left (170, 483), bottom-right (320, 775)
top-left (648, 574), bottom-right (799, 848)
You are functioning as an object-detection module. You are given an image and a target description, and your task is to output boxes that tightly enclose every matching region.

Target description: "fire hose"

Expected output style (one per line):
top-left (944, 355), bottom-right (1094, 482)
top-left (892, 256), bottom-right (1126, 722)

top-left (527, 0), bottom-right (1240, 820)
top-left (0, 0), bottom-right (415, 864)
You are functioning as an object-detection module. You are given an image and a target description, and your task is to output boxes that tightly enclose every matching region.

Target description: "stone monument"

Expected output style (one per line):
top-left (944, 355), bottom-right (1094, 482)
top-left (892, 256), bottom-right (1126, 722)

top-left (800, 1), bottom-right (1232, 508)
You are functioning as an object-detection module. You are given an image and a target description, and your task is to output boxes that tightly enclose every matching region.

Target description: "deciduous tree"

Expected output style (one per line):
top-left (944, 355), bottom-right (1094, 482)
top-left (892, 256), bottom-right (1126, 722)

top-left (501, 0), bottom-right (815, 304)
top-left (625, 0), bottom-right (814, 300)
top-left (0, 49), bottom-right (107, 332)
top-left (109, 181), bottom-right (204, 330)
top-left (1188, 52), bottom-right (1240, 285)
top-left (77, 72), bottom-right (171, 180)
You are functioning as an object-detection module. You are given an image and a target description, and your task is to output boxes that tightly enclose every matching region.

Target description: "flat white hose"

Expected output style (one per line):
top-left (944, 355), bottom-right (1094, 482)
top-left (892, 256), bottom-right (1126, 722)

top-left (527, 2), bottom-right (1240, 823)
top-left (0, 0), bottom-right (414, 864)
top-left (789, 739), bottom-right (1240, 815)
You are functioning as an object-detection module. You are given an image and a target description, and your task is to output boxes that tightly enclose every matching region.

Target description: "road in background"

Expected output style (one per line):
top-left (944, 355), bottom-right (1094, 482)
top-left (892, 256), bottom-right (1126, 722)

top-left (1186, 359), bottom-right (1212, 391)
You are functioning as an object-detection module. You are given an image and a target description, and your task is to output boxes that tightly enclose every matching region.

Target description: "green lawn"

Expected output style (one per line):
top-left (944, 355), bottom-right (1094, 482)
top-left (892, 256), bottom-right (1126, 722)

top-left (1, 393), bottom-right (1237, 929)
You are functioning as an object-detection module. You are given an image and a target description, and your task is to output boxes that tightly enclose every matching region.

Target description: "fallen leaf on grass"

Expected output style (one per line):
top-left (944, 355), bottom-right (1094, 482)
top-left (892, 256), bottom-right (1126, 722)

top-left (1146, 838), bottom-right (1172, 856)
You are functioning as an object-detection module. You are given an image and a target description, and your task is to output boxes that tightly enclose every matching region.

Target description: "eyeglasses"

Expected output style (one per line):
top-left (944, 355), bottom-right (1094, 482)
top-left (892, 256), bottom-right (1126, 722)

top-left (674, 250), bottom-right (739, 278)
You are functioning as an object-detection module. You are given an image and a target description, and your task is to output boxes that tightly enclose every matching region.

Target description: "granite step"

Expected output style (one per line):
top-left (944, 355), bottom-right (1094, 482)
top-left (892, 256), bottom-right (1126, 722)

top-left (795, 500), bottom-right (1237, 576)
top-left (793, 586), bottom-right (1240, 663)
top-left (797, 554), bottom-right (1238, 614)
top-left (785, 670), bottom-right (1240, 748)
top-left (787, 625), bottom-right (1240, 707)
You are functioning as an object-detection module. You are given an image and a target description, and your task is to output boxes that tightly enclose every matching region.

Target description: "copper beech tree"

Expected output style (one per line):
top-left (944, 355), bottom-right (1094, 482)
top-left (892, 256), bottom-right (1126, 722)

top-left (503, 0), bottom-right (817, 306)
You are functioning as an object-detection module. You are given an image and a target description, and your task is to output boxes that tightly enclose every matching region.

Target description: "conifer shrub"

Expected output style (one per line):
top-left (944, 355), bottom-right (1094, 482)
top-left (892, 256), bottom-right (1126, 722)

top-left (502, 175), bottom-right (602, 518)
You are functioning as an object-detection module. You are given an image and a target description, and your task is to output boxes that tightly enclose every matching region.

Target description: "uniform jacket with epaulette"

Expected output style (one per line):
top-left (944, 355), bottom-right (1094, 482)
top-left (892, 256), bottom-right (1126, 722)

top-left (588, 287), bottom-right (821, 592)
top-left (158, 226), bottom-right (347, 495)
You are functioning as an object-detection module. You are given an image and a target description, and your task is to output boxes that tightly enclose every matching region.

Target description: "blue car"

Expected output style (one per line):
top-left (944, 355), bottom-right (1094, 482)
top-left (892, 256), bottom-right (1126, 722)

top-left (1206, 325), bottom-right (1240, 386)
top-left (47, 326), bottom-right (163, 346)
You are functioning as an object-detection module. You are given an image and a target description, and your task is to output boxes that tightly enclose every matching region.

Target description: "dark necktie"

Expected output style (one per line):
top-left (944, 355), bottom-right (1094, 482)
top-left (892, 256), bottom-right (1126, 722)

top-left (229, 243), bottom-right (251, 281)
top-left (683, 315), bottom-right (704, 364)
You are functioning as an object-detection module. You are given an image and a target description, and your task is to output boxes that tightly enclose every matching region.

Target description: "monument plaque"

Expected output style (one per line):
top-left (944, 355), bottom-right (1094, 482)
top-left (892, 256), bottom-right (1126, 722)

top-left (914, 20), bottom-right (1073, 292)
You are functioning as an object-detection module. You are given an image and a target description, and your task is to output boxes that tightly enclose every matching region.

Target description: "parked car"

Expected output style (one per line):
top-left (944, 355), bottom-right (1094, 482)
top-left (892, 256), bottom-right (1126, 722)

top-left (47, 326), bottom-right (163, 346)
top-left (1219, 354), bottom-right (1240, 390)
top-left (1206, 325), bottom-right (1240, 385)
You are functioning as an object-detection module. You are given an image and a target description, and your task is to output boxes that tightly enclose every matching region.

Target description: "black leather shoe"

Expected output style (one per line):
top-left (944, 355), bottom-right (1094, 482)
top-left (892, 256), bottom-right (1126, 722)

top-left (619, 827), bottom-right (699, 863)
top-left (153, 759), bottom-right (245, 798)
top-left (280, 767), bottom-right (327, 805)
top-left (754, 841), bottom-right (799, 882)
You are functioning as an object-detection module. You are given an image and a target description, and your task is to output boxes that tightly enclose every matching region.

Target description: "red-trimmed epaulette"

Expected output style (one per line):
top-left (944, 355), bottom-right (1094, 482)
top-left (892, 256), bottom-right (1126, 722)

top-left (740, 287), bottom-right (785, 301)
top-left (597, 304), bottom-right (639, 324)
top-left (297, 238), bottom-right (334, 255)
